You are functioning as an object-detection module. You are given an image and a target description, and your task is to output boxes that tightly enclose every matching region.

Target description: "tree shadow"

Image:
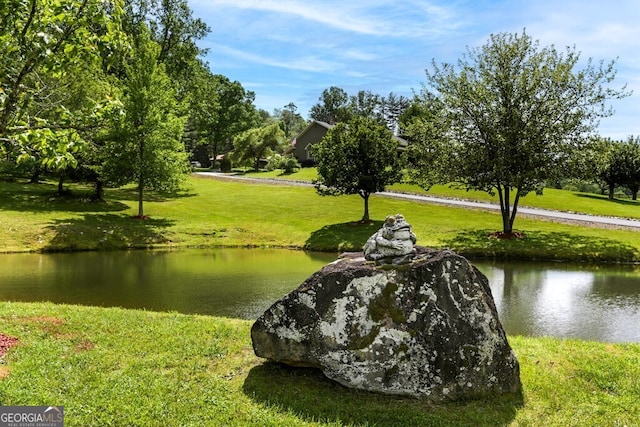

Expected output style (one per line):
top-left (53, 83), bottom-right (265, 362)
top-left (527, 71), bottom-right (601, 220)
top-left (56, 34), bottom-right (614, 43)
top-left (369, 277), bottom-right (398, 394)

top-left (573, 193), bottom-right (639, 207)
top-left (0, 182), bottom-right (129, 213)
top-left (445, 229), bottom-right (639, 262)
top-left (304, 221), bottom-right (384, 252)
top-left (243, 362), bottom-right (521, 427)
top-left (106, 187), bottom-right (196, 203)
top-left (43, 214), bottom-right (176, 251)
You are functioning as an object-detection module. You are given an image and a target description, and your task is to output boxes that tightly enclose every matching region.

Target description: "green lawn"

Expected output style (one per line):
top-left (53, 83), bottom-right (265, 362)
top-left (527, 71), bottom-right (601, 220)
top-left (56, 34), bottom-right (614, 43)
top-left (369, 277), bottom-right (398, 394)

top-left (1, 176), bottom-right (639, 426)
top-left (0, 302), bottom-right (638, 427)
top-left (0, 175), bottom-right (639, 262)
top-left (245, 168), bottom-right (640, 220)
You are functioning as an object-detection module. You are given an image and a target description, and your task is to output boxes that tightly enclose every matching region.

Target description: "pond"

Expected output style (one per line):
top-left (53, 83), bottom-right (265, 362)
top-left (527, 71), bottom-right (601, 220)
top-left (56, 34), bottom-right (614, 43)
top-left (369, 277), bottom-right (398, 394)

top-left (0, 249), bottom-right (638, 343)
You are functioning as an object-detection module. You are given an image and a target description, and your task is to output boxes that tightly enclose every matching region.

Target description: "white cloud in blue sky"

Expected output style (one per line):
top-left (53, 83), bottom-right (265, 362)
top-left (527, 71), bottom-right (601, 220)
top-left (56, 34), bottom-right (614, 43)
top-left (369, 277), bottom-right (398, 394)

top-left (188, 0), bottom-right (640, 139)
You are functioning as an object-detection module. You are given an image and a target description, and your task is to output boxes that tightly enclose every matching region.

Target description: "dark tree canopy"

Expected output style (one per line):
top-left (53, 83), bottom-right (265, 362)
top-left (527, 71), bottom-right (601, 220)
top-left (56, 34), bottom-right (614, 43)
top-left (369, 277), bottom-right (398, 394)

top-left (311, 117), bottom-right (404, 222)
top-left (410, 30), bottom-right (629, 234)
top-left (599, 136), bottom-right (640, 200)
top-left (309, 87), bottom-right (409, 134)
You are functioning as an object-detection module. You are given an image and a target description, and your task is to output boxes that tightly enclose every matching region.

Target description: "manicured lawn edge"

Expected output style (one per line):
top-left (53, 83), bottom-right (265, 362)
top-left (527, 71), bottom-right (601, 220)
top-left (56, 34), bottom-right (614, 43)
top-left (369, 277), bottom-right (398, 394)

top-left (0, 302), bottom-right (638, 427)
top-left (1, 176), bottom-right (639, 263)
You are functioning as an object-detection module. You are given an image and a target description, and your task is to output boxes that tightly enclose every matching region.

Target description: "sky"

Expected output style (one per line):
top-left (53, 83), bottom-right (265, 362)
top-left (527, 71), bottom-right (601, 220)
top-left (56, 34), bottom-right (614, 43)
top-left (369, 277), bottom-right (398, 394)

top-left (188, 0), bottom-right (640, 140)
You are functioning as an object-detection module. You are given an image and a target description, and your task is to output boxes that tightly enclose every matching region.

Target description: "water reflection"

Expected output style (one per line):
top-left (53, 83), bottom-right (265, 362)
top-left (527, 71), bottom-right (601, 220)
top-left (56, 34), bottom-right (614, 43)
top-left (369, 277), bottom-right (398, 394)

top-left (0, 250), bottom-right (639, 343)
top-left (0, 249), bottom-right (336, 319)
top-left (475, 261), bottom-right (640, 343)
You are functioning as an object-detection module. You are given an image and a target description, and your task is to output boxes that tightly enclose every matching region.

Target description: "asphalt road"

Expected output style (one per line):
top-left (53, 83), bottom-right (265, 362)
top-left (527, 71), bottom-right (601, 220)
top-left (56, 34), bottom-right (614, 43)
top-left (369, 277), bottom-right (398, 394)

top-left (195, 172), bottom-right (640, 229)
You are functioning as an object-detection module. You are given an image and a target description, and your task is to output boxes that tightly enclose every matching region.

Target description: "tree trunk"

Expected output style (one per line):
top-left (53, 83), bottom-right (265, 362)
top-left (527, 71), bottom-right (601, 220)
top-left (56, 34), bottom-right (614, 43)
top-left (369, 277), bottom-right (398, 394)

top-left (29, 167), bottom-right (41, 184)
top-left (361, 192), bottom-right (370, 222)
top-left (93, 180), bottom-right (104, 201)
top-left (138, 138), bottom-right (145, 217)
top-left (497, 184), bottom-right (513, 234)
top-left (608, 184), bottom-right (615, 200)
top-left (137, 183), bottom-right (144, 217)
top-left (57, 172), bottom-right (65, 195)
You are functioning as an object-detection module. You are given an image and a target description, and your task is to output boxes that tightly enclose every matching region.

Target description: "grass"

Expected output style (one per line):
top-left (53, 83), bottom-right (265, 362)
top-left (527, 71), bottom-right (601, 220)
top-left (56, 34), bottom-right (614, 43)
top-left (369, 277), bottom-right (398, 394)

top-left (1, 176), bottom-right (639, 425)
top-left (0, 302), bottom-right (638, 426)
top-left (245, 167), bottom-right (640, 220)
top-left (0, 175), bottom-right (639, 262)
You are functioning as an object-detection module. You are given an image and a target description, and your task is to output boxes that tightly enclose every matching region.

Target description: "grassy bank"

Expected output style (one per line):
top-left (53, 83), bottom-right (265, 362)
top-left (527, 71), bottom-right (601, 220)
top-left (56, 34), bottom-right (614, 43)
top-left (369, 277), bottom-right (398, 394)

top-left (245, 168), bottom-right (640, 220)
top-left (0, 302), bottom-right (638, 426)
top-left (0, 176), bottom-right (639, 262)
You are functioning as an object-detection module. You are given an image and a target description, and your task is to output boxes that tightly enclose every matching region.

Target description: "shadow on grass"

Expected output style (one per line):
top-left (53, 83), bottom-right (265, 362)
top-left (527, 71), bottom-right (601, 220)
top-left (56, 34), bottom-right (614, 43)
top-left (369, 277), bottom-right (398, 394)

top-left (0, 182), bottom-right (129, 213)
top-left (573, 193), bottom-right (639, 207)
top-left (243, 362), bottom-right (522, 427)
top-left (445, 229), bottom-right (639, 262)
top-left (43, 214), bottom-right (175, 251)
top-left (304, 221), bottom-right (384, 252)
top-left (106, 187), bottom-right (196, 203)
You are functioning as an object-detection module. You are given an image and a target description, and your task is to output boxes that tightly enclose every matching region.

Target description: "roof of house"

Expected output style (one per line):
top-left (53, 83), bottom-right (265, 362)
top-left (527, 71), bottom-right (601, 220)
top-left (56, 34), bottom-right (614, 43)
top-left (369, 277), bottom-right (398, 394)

top-left (291, 120), bottom-right (408, 149)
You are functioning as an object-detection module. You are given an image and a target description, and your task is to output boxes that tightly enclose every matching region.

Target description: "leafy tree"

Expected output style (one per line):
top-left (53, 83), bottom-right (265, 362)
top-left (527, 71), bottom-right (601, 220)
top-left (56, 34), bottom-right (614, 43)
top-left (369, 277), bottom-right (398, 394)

top-left (311, 116), bottom-right (404, 222)
top-left (412, 30), bottom-right (629, 234)
top-left (231, 123), bottom-right (285, 172)
top-left (187, 70), bottom-right (259, 167)
top-left (0, 0), bottom-right (127, 172)
top-left (310, 87), bottom-right (410, 134)
top-left (613, 136), bottom-right (640, 200)
top-left (273, 102), bottom-right (307, 139)
top-left (585, 137), bottom-right (623, 199)
top-left (123, 0), bottom-right (209, 92)
top-left (402, 93), bottom-right (448, 190)
top-left (107, 25), bottom-right (189, 218)
top-left (309, 86), bottom-right (352, 125)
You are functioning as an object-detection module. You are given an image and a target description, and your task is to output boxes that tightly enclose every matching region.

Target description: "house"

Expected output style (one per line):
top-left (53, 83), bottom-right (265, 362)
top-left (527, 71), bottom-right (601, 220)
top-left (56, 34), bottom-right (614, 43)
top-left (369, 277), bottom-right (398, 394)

top-left (289, 120), bottom-right (408, 164)
top-left (289, 120), bottom-right (333, 164)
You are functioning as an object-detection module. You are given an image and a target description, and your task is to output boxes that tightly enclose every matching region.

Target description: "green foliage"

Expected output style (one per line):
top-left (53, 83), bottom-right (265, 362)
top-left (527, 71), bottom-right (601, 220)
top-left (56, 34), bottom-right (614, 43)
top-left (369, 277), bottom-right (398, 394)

top-left (613, 136), bottom-right (640, 199)
top-left (186, 70), bottom-right (260, 164)
top-left (231, 123), bottom-right (286, 172)
top-left (273, 102), bottom-right (307, 139)
top-left (267, 154), bottom-right (301, 174)
top-left (0, 176), bottom-right (640, 261)
top-left (413, 30), bottom-right (629, 234)
top-left (312, 116), bottom-right (404, 221)
top-left (106, 24), bottom-right (189, 217)
top-left (0, 0), bottom-right (127, 170)
top-left (309, 86), bottom-right (410, 133)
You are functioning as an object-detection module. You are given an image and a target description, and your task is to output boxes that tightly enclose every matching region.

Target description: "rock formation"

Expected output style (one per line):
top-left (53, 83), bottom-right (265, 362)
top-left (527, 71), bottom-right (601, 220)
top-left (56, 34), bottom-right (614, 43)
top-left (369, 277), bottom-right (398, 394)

top-left (251, 247), bottom-right (521, 401)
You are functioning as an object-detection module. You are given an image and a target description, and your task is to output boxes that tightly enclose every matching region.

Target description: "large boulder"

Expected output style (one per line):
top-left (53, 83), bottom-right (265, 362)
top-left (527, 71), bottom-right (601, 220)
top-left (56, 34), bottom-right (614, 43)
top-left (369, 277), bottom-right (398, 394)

top-left (251, 247), bottom-right (521, 401)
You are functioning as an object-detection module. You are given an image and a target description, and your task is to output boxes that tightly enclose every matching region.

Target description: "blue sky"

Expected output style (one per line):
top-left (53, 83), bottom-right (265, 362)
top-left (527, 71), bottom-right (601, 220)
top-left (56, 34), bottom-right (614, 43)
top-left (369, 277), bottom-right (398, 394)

top-left (188, 0), bottom-right (640, 139)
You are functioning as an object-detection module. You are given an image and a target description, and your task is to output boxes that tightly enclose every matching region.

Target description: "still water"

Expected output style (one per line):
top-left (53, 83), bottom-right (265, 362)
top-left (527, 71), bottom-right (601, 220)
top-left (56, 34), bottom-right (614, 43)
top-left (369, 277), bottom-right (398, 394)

top-left (0, 249), bottom-right (638, 343)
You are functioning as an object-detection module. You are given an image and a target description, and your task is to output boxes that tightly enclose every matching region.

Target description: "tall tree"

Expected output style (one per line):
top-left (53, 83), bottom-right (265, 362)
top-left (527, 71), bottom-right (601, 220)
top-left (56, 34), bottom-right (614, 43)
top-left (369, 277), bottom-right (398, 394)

top-left (274, 102), bottom-right (307, 140)
top-left (584, 137), bottom-right (623, 199)
top-left (309, 86), bottom-right (352, 125)
top-left (187, 70), bottom-right (259, 167)
top-left (123, 0), bottom-right (208, 91)
top-left (413, 30), bottom-right (629, 235)
top-left (108, 24), bottom-right (189, 218)
top-left (311, 116), bottom-right (404, 222)
top-left (614, 136), bottom-right (640, 200)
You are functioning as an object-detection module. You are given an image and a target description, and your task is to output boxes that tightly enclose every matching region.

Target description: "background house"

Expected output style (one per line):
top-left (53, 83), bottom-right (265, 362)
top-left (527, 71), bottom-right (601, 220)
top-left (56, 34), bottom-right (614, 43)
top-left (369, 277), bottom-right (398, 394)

top-left (289, 120), bottom-right (333, 164)
top-left (289, 120), bottom-right (408, 164)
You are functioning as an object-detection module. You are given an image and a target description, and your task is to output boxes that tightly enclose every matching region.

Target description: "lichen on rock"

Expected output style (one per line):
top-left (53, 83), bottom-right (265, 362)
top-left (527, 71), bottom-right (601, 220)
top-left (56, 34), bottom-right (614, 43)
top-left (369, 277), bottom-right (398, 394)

top-left (251, 247), bottom-right (521, 401)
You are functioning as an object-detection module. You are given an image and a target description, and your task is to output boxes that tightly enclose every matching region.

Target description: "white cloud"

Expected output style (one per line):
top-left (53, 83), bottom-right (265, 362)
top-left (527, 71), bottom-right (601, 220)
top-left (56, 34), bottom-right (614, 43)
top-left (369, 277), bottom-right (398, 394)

top-left (192, 0), bottom-right (460, 38)
top-left (189, 0), bottom-right (640, 137)
top-left (211, 43), bottom-right (340, 73)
